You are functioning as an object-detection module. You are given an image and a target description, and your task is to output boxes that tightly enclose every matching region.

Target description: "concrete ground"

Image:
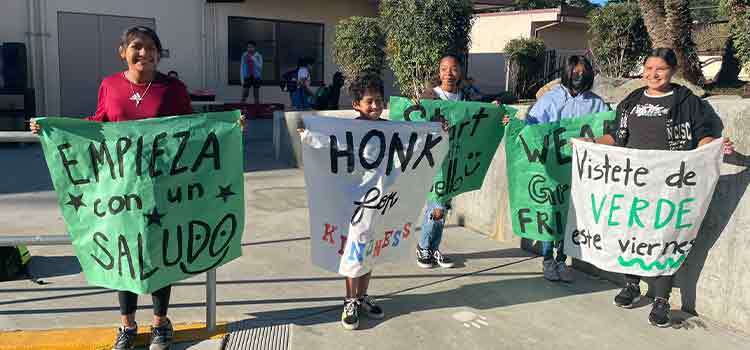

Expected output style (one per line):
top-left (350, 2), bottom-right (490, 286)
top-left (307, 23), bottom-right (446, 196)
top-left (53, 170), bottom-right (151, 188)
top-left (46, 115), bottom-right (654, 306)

top-left (1, 120), bottom-right (748, 349)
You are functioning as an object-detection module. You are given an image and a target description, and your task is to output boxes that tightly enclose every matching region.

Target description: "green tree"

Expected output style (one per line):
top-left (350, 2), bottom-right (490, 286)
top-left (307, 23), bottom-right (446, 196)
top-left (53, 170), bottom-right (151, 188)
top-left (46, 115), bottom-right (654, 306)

top-left (379, 0), bottom-right (475, 100)
top-left (589, 3), bottom-right (652, 77)
top-left (334, 17), bottom-right (385, 88)
top-left (720, 0), bottom-right (750, 72)
top-left (504, 37), bottom-right (546, 98)
top-left (638, 0), bottom-right (705, 85)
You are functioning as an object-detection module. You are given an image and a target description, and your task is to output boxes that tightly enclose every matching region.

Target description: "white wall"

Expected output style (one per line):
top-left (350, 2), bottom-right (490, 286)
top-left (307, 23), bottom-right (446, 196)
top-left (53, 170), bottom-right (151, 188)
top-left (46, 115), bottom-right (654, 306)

top-left (469, 10), bottom-right (564, 94)
top-left (2, 0), bottom-right (390, 115)
top-left (37, 0), bottom-right (204, 115)
top-left (0, 0), bottom-right (28, 44)
top-left (204, 0), bottom-right (382, 107)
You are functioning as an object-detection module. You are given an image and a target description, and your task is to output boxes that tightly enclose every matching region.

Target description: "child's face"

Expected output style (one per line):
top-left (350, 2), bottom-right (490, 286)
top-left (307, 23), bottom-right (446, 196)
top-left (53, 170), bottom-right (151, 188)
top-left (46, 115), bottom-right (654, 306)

top-left (353, 90), bottom-right (384, 120)
top-left (120, 35), bottom-right (159, 74)
top-left (439, 57), bottom-right (461, 86)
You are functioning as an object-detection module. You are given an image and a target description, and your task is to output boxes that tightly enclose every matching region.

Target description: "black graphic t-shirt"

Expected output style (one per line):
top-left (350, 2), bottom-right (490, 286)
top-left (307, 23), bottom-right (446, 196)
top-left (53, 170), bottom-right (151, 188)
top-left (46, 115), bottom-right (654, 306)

top-left (624, 91), bottom-right (674, 150)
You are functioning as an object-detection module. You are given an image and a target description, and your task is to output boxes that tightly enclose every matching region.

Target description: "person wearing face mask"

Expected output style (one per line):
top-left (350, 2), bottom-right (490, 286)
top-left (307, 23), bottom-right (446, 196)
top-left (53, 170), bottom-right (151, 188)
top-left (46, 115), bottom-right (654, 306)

top-left (504, 56), bottom-right (609, 282)
top-left (524, 55), bottom-right (609, 125)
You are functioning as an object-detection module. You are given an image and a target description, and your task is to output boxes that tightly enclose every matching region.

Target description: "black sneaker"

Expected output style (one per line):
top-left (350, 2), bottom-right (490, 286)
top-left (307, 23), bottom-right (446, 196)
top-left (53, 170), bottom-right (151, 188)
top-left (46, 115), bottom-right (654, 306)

top-left (649, 297), bottom-right (672, 328)
top-left (614, 283), bottom-right (641, 308)
top-left (149, 319), bottom-right (174, 350)
top-left (112, 325), bottom-right (137, 350)
top-left (416, 247), bottom-right (435, 268)
top-left (433, 249), bottom-right (455, 268)
top-left (360, 294), bottom-right (384, 319)
top-left (341, 299), bottom-right (360, 330)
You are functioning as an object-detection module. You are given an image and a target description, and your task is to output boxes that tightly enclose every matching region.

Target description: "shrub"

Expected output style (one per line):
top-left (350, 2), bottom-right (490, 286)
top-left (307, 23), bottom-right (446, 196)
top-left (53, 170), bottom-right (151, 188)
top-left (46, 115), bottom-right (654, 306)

top-left (588, 3), bottom-right (652, 78)
top-left (504, 37), bottom-right (546, 99)
top-left (333, 16), bottom-right (385, 88)
top-left (379, 0), bottom-right (474, 100)
top-left (721, 0), bottom-right (750, 71)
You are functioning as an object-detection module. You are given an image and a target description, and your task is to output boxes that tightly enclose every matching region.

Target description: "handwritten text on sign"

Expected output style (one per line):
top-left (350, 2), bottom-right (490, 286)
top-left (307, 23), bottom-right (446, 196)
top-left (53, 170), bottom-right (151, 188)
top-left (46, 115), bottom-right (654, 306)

top-left (301, 115), bottom-right (447, 277)
top-left (505, 112), bottom-right (615, 241)
top-left (563, 138), bottom-right (722, 276)
top-left (37, 112), bottom-right (245, 294)
top-left (388, 97), bottom-right (508, 203)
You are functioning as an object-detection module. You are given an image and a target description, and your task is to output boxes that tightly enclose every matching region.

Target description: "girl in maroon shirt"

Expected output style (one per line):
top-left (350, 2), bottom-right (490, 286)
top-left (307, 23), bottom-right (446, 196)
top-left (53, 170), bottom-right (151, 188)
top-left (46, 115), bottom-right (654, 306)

top-left (32, 26), bottom-right (189, 350)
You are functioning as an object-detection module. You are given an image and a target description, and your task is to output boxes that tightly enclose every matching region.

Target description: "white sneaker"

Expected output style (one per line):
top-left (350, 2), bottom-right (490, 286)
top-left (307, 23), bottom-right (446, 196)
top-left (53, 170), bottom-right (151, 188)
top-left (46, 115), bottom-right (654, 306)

top-left (543, 259), bottom-right (560, 281)
top-left (556, 262), bottom-right (574, 282)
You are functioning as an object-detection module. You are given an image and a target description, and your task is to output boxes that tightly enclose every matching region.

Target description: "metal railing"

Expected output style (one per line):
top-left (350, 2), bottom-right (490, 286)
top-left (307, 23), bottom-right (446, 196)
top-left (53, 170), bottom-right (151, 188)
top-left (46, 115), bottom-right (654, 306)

top-left (0, 234), bottom-right (218, 331)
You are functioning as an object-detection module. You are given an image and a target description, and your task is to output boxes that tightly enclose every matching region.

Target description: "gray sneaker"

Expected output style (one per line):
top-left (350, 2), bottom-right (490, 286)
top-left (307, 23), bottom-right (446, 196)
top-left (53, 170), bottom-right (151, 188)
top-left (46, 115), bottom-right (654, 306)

top-left (543, 259), bottom-right (560, 281)
top-left (112, 326), bottom-right (137, 350)
top-left (556, 262), bottom-right (574, 282)
top-left (149, 319), bottom-right (174, 350)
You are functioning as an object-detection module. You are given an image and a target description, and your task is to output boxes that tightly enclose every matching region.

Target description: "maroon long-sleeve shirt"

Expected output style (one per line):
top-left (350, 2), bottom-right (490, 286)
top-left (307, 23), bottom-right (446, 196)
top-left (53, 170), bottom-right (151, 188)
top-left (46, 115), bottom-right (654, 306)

top-left (88, 72), bottom-right (192, 122)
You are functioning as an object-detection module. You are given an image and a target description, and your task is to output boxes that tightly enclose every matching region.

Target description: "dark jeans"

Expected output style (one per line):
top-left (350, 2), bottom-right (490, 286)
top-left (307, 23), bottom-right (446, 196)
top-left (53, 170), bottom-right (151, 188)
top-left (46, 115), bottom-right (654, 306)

top-left (624, 274), bottom-right (673, 299)
top-left (118, 285), bottom-right (172, 316)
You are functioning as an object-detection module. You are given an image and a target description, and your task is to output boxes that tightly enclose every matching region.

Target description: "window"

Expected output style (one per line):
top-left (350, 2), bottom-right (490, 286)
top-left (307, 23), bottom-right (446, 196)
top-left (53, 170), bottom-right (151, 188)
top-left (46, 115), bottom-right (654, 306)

top-left (228, 16), bottom-right (324, 86)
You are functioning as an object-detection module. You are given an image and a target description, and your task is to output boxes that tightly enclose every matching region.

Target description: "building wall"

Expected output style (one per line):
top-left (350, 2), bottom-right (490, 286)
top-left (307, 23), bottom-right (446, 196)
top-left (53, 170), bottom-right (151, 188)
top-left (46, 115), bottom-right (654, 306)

top-left (468, 10), bottom-right (588, 94)
top-left (204, 0), bottom-right (381, 107)
top-left (0, 0), bottom-right (383, 116)
top-left (0, 0), bottom-right (28, 45)
top-left (536, 23), bottom-right (590, 51)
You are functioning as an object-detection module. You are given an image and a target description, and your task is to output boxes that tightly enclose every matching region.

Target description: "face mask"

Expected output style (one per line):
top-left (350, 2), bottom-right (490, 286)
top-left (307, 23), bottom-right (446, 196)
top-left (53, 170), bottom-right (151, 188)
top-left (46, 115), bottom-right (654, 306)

top-left (571, 74), bottom-right (585, 90)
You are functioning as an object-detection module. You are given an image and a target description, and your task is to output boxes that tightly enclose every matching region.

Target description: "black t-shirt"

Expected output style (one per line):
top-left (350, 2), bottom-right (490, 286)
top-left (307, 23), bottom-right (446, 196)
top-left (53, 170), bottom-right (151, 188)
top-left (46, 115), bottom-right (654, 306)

top-left (624, 91), bottom-right (674, 150)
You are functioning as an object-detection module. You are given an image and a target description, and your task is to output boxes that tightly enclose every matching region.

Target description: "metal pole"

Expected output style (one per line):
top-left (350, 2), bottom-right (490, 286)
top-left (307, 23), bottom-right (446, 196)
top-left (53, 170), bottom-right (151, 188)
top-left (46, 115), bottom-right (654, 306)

top-left (206, 268), bottom-right (217, 332)
top-left (0, 235), bottom-right (70, 246)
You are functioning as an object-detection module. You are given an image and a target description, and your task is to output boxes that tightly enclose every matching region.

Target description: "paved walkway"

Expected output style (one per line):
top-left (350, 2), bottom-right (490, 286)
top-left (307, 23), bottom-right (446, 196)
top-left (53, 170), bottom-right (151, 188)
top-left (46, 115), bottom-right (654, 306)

top-left (0, 121), bottom-right (748, 349)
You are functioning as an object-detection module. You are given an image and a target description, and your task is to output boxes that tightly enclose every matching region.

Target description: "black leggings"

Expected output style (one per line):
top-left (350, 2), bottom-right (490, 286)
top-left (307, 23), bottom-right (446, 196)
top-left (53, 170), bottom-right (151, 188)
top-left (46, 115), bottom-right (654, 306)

top-left (118, 285), bottom-right (172, 316)
top-left (625, 274), bottom-right (673, 299)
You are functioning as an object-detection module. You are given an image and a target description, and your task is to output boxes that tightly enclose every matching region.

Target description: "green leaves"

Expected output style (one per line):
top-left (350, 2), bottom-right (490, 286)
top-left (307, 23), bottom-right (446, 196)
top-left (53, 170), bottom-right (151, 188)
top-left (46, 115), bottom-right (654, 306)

top-left (721, 0), bottom-right (750, 71)
top-left (379, 0), bottom-right (475, 100)
top-left (588, 3), bottom-right (652, 78)
top-left (504, 38), bottom-right (546, 99)
top-left (334, 16), bottom-right (385, 88)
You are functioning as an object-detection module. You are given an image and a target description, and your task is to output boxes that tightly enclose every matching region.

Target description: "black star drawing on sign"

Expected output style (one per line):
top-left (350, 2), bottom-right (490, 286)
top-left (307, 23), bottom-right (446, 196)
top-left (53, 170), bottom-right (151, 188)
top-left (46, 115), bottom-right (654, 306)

top-left (65, 193), bottom-right (86, 212)
top-left (144, 207), bottom-right (166, 227)
top-left (216, 185), bottom-right (236, 203)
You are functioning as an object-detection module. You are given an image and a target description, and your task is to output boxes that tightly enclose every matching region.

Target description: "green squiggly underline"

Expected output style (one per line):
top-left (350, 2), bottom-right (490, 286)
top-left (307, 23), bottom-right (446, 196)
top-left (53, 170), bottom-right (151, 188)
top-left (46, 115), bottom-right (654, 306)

top-left (617, 255), bottom-right (686, 271)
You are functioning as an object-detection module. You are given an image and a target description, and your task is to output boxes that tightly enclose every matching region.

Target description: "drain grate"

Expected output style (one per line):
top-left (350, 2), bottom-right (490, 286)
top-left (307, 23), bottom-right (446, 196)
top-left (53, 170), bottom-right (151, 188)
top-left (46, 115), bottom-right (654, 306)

top-left (223, 321), bottom-right (291, 350)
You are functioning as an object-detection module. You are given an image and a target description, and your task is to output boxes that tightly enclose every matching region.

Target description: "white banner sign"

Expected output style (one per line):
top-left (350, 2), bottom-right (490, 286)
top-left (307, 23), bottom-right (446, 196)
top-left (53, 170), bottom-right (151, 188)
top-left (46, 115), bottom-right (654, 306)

top-left (301, 115), bottom-right (448, 277)
top-left (564, 138), bottom-right (723, 276)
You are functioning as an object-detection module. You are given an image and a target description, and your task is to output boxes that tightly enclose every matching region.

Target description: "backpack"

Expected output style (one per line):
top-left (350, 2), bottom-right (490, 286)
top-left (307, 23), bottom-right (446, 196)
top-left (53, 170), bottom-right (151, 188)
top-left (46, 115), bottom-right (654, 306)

top-left (312, 86), bottom-right (330, 110)
top-left (0, 246), bottom-right (30, 281)
top-left (280, 68), bottom-right (299, 93)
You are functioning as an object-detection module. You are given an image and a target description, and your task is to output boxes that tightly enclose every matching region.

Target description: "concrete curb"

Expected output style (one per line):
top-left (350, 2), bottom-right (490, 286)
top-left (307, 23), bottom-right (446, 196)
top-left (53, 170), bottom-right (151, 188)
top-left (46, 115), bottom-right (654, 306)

top-left (0, 323), bottom-right (227, 350)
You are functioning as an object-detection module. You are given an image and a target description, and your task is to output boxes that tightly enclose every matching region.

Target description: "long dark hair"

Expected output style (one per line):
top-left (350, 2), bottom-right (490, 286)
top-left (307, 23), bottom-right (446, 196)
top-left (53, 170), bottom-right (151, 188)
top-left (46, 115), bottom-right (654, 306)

top-left (560, 55), bottom-right (594, 92)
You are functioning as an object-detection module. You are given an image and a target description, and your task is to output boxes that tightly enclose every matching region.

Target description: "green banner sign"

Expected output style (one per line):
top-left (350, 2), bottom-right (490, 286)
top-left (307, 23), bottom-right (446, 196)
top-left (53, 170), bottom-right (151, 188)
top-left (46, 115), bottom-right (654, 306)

top-left (37, 111), bottom-right (245, 294)
top-left (389, 96), bottom-right (511, 203)
top-left (506, 111), bottom-right (615, 241)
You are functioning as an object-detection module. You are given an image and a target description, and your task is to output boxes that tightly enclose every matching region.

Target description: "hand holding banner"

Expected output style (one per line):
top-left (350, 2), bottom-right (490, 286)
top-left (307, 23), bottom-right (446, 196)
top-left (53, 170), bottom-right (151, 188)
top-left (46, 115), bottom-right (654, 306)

top-left (389, 96), bottom-right (510, 203)
top-left (563, 138), bottom-right (723, 276)
top-left (505, 112), bottom-right (615, 241)
top-left (301, 115), bottom-right (448, 277)
top-left (37, 112), bottom-right (245, 294)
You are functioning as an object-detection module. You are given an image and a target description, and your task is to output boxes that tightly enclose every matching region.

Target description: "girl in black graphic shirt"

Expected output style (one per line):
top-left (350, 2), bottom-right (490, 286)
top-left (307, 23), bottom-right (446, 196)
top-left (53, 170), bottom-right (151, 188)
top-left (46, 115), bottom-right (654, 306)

top-left (589, 48), bottom-right (734, 328)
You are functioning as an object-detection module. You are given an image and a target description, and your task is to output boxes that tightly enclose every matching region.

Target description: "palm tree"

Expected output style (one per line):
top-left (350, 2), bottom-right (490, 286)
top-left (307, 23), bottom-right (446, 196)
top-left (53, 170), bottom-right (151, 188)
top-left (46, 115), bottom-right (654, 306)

top-left (638, 0), bottom-right (705, 85)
